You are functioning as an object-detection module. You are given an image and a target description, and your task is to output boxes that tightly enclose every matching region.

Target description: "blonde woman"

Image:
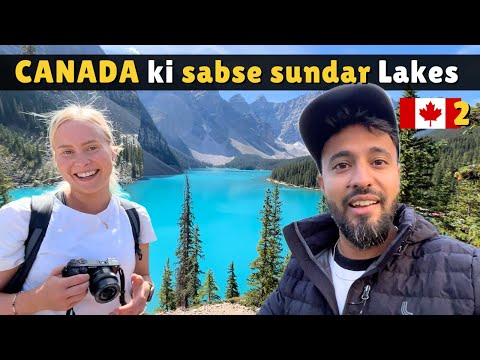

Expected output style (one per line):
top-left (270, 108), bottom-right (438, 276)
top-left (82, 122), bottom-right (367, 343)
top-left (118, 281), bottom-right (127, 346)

top-left (0, 103), bottom-right (157, 315)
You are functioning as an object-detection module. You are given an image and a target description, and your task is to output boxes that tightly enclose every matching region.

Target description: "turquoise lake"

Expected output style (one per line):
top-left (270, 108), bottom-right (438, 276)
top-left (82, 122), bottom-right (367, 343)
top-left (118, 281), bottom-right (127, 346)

top-left (10, 168), bottom-right (321, 314)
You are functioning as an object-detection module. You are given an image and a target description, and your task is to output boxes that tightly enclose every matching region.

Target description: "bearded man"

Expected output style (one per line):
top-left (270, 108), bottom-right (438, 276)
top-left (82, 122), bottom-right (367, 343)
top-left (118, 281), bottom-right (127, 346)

top-left (259, 84), bottom-right (480, 315)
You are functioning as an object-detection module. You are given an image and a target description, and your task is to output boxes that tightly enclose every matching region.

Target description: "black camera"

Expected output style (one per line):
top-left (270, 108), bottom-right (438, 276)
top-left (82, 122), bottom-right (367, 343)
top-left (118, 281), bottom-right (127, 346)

top-left (62, 258), bottom-right (122, 304)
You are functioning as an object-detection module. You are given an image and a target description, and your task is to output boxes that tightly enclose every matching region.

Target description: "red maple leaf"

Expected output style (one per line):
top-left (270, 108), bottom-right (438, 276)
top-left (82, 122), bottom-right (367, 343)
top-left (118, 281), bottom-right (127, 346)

top-left (419, 101), bottom-right (442, 127)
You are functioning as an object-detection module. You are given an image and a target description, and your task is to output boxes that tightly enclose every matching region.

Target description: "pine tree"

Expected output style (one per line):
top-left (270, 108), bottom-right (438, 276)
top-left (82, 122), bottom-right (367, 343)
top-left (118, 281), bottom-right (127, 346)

top-left (269, 183), bottom-right (284, 285)
top-left (245, 188), bottom-right (272, 307)
top-left (197, 269), bottom-right (221, 304)
top-left (464, 100), bottom-right (480, 133)
top-left (225, 261), bottom-right (240, 299)
top-left (281, 250), bottom-right (291, 273)
top-left (398, 89), bottom-right (418, 207)
top-left (317, 192), bottom-right (329, 213)
top-left (427, 126), bottom-right (480, 214)
top-left (188, 224), bottom-right (204, 305)
top-left (436, 164), bottom-right (480, 245)
top-left (156, 258), bottom-right (176, 312)
top-left (431, 169), bottom-right (456, 214)
top-left (245, 185), bottom-right (284, 307)
top-left (0, 167), bottom-right (13, 207)
top-left (397, 89), bottom-right (441, 210)
top-left (175, 174), bottom-right (195, 308)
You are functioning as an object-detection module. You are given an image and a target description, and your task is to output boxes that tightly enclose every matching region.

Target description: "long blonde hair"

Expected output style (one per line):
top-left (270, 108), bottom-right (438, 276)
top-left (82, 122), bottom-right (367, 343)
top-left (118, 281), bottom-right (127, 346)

top-left (45, 103), bottom-right (124, 195)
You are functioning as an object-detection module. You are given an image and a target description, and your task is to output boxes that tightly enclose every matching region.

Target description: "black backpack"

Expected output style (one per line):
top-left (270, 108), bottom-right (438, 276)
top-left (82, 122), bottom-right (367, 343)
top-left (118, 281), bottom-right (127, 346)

top-left (4, 193), bottom-right (142, 294)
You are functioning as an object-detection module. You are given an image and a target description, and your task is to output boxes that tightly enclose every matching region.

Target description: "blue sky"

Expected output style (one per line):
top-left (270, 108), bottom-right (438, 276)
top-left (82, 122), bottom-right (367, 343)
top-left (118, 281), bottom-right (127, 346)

top-left (101, 45), bottom-right (480, 105)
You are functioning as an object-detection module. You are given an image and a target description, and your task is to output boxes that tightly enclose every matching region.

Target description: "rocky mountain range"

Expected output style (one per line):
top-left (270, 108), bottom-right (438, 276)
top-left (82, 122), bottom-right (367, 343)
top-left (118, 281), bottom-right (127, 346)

top-left (139, 90), bottom-right (322, 165)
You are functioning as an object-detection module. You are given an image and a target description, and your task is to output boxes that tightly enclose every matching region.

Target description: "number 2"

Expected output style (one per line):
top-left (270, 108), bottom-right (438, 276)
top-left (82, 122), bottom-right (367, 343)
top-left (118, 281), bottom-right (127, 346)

top-left (454, 101), bottom-right (470, 126)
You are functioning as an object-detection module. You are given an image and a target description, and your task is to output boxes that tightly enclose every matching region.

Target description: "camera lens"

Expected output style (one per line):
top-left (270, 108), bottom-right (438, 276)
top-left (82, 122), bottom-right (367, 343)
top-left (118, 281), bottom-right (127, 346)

top-left (89, 267), bottom-right (120, 304)
top-left (98, 285), bottom-right (119, 303)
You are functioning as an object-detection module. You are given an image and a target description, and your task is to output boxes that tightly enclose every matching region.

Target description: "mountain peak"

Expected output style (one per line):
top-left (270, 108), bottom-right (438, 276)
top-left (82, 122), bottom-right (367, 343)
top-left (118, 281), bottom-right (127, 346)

top-left (254, 95), bottom-right (268, 103)
top-left (229, 94), bottom-right (247, 104)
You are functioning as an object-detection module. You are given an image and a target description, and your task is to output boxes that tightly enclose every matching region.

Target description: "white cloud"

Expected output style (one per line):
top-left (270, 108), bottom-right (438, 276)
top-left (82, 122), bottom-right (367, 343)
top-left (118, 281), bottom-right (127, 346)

top-left (127, 47), bottom-right (140, 54)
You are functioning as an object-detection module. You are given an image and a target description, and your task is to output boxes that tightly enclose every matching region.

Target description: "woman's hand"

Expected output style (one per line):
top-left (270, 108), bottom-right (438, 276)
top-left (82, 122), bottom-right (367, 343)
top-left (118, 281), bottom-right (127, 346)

top-left (109, 273), bottom-right (149, 315)
top-left (37, 265), bottom-right (90, 312)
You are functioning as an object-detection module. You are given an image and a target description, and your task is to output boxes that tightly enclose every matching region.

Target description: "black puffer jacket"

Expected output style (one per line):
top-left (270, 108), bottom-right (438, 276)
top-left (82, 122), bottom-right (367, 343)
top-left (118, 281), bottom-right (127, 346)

top-left (259, 204), bottom-right (480, 315)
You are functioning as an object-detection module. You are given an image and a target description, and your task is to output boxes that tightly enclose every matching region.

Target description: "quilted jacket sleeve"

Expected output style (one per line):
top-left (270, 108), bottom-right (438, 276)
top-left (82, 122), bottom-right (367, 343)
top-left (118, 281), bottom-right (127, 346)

top-left (472, 247), bottom-right (480, 315)
top-left (258, 286), bottom-right (285, 315)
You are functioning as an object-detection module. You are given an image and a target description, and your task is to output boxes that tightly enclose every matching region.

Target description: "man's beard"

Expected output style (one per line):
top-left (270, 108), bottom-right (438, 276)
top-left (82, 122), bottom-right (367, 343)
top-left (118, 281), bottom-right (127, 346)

top-left (326, 188), bottom-right (398, 250)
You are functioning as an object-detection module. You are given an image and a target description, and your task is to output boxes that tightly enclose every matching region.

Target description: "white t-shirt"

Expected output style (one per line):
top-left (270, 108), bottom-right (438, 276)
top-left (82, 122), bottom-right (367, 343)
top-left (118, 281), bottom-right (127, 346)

top-left (329, 250), bottom-right (365, 315)
top-left (0, 195), bottom-right (157, 315)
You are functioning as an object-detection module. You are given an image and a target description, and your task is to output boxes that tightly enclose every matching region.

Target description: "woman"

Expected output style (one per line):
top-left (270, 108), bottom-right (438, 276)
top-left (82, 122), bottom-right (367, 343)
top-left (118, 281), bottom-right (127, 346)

top-left (0, 103), bottom-right (157, 315)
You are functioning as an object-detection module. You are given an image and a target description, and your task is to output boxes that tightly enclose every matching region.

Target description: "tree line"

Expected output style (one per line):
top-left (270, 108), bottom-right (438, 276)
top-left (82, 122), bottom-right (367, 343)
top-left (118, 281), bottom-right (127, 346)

top-left (0, 125), bottom-right (43, 165)
top-left (270, 156), bottom-right (319, 189)
top-left (224, 154), bottom-right (297, 170)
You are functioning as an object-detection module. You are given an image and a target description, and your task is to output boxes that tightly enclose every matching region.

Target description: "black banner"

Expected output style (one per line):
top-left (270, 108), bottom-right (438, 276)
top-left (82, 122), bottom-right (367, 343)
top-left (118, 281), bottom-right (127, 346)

top-left (1, 54), bottom-right (479, 90)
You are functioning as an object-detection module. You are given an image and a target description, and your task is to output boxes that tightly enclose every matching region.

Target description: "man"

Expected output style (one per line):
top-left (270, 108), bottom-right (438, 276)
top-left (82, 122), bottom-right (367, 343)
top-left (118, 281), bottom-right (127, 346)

top-left (259, 83), bottom-right (480, 315)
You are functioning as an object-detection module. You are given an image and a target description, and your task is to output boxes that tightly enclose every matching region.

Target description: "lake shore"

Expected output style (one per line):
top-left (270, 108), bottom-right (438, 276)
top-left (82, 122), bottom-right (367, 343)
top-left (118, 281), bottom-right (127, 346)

top-left (267, 178), bottom-right (320, 191)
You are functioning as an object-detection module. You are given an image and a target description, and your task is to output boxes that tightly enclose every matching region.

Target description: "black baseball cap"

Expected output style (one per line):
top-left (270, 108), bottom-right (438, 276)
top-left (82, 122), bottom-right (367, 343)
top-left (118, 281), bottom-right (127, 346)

top-left (299, 83), bottom-right (399, 171)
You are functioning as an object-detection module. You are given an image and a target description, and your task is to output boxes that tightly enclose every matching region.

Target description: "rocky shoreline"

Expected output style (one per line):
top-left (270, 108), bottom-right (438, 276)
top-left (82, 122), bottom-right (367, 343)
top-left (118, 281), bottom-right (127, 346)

top-left (154, 302), bottom-right (258, 315)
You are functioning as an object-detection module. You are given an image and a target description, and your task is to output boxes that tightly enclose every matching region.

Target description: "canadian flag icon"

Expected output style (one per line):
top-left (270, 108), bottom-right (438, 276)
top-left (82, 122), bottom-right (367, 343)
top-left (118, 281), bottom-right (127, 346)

top-left (399, 98), bottom-right (462, 129)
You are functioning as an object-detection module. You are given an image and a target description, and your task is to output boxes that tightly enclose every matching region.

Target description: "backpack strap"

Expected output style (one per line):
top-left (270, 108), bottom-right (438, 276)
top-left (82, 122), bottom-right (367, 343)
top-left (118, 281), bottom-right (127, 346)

top-left (4, 194), bottom-right (54, 294)
top-left (119, 198), bottom-right (142, 261)
top-left (4, 194), bottom-right (142, 294)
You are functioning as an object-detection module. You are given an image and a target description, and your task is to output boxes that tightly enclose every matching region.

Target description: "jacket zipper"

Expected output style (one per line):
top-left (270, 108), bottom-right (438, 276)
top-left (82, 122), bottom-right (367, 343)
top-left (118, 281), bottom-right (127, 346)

top-left (345, 225), bottom-right (412, 314)
top-left (347, 284), bottom-right (371, 315)
top-left (359, 285), bottom-right (371, 314)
